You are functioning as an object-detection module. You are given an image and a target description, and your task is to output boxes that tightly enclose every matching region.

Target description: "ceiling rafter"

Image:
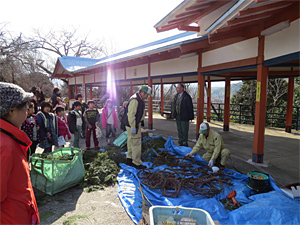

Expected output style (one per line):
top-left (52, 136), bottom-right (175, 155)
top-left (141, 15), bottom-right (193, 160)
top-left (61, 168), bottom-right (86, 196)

top-left (227, 7), bottom-right (287, 26)
top-left (238, 1), bottom-right (293, 16)
top-left (184, 0), bottom-right (230, 26)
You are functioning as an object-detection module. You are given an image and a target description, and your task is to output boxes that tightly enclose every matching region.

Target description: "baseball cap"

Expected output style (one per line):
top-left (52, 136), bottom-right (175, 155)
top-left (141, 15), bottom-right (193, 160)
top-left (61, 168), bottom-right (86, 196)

top-left (140, 85), bottom-right (153, 97)
top-left (199, 122), bottom-right (209, 134)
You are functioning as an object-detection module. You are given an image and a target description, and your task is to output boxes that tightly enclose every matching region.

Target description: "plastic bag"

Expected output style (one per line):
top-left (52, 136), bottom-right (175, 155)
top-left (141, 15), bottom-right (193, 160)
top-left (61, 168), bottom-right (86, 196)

top-left (96, 126), bottom-right (102, 138)
top-left (57, 136), bottom-right (66, 146)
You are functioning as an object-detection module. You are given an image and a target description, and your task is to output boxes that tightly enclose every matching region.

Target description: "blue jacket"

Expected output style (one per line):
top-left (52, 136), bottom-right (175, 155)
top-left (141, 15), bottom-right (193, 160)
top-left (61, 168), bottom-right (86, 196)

top-left (36, 112), bottom-right (59, 148)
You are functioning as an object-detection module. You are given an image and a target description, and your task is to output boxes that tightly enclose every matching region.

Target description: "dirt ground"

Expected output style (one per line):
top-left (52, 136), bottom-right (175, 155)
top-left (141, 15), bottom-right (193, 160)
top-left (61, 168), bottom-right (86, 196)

top-left (33, 114), bottom-right (300, 224)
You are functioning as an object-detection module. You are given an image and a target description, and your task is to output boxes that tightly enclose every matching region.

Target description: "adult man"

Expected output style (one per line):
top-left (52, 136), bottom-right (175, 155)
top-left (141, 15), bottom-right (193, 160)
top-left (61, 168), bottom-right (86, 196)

top-left (172, 83), bottom-right (194, 147)
top-left (122, 85), bottom-right (153, 169)
top-left (186, 122), bottom-right (230, 169)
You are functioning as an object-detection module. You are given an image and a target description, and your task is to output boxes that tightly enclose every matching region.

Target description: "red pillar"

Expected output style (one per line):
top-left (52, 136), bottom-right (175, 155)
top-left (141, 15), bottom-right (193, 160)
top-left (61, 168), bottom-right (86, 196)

top-left (253, 35), bottom-right (268, 163)
top-left (90, 85), bottom-right (93, 100)
top-left (197, 52), bottom-right (205, 139)
top-left (253, 65), bottom-right (268, 163)
top-left (148, 61), bottom-right (153, 130)
top-left (285, 77), bottom-right (295, 133)
top-left (223, 77), bottom-right (231, 131)
top-left (160, 78), bottom-right (164, 116)
top-left (207, 77), bottom-right (211, 122)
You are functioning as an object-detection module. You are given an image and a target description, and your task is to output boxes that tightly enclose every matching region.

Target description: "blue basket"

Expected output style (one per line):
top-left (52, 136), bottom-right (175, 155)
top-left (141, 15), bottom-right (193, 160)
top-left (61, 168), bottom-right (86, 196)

top-left (149, 206), bottom-right (215, 225)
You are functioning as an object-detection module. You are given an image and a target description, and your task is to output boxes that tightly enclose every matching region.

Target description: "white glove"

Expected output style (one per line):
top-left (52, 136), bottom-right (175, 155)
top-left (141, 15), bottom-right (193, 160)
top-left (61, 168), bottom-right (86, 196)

top-left (208, 159), bottom-right (214, 167)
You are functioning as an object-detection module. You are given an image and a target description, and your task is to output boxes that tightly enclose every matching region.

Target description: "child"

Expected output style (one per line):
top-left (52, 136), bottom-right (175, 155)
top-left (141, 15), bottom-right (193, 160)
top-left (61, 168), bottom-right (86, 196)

top-left (84, 100), bottom-right (100, 150)
top-left (36, 101), bottom-right (59, 153)
top-left (21, 101), bottom-right (40, 157)
top-left (118, 101), bottom-right (128, 131)
top-left (102, 99), bottom-right (118, 145)
top-left (55, 106), bottom-right (71, 148)
top-left (67, 101), bottom-right (82, 148)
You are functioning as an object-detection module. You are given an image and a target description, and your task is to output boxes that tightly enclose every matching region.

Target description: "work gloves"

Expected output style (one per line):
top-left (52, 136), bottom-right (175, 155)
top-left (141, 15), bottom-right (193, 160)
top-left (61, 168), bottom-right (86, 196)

top-left (131, 128), bottom-right (137, 134)
top-left (208, 159), bottom-right (214, 167)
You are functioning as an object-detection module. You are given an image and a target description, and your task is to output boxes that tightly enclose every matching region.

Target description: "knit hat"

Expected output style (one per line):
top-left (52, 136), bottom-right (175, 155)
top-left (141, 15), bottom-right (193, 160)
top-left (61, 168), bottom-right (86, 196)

top-left (140, 85), bottom-right (153, 97)
top-left (0, 82), bottom-right (33, 117)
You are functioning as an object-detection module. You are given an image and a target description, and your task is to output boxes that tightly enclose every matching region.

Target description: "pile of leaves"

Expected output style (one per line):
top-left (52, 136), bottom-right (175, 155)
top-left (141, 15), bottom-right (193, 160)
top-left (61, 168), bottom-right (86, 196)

top-left (34, 153), bottom-right (75, 161)
top-left (141, 136), bottom-right (166, 162)
top-left (104, 145), bottom-right (127, 165)
top-left (81, 150), bottom-right (120, 192)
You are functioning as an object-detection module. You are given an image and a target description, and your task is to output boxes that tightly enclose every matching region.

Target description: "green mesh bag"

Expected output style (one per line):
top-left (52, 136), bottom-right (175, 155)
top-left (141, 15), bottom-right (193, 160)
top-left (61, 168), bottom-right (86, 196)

top-left (30, 147), bottom-right (85, 195)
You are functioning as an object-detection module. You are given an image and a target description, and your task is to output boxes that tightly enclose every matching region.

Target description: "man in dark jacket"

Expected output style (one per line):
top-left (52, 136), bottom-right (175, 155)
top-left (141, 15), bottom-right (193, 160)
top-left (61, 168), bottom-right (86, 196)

top-left (172, 83), bottom-right (194, 147)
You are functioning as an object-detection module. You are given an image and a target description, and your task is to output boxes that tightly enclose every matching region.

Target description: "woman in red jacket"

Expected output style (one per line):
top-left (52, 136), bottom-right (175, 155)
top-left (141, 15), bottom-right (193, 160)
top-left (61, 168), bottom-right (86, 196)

top-left (0, 82), bottom-right (40, 225)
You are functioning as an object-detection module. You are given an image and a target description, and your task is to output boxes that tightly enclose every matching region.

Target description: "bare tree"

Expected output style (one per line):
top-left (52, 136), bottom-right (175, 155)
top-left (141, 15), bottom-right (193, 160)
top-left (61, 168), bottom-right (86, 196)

top-left (30, 27), bottom-right (107, 75)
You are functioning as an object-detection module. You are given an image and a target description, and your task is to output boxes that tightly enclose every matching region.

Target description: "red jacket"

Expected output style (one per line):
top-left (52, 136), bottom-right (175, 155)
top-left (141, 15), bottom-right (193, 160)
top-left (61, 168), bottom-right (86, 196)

top-left (101, 106), bottom-right (118, 129)
top-left (57, 116), bottom-right (71, 140)
top-left (0, 119), bottom-right (40, 225)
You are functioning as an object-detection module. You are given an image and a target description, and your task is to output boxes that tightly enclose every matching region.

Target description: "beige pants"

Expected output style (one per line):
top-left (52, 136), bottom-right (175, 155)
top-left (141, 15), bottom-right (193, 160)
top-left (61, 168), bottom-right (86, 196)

top-left (126, 125), bottom-right (142, 166)
top-left (202, 148), bottom-right (231, 166)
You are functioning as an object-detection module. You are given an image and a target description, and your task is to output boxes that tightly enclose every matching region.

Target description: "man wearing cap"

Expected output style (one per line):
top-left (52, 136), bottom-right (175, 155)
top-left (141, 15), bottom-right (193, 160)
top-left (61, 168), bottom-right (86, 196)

top-left (186, 122), bottom-right (230, 169)
top-left (122, 85), bottom-right (153, 169)
top-left (172, 83), bottom-right (194, 147)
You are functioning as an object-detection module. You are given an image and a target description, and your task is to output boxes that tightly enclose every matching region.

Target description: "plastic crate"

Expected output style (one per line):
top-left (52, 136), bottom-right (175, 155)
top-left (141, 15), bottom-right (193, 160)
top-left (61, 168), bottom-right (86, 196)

top-left (113, 131), bottom-right (128, 147)
top-left (149, 206), bottom-right (215, 225)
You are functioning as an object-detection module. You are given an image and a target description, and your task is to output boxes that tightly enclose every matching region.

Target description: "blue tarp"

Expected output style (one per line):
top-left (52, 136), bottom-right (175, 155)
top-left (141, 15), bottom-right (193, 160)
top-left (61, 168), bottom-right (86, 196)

top-left (117, 136), bottom-right (300, 225)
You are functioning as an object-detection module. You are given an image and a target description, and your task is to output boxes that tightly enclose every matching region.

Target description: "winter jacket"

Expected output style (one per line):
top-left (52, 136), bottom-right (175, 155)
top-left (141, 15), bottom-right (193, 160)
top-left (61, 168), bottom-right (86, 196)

top-left (101, 106), bottom-right (118, 129)
top-left (36, 112), bottom-right (59, 148)
top-left (0, 119), bottom-right (40, 224)
top-left (21, 115), bottom-right (40, 142)
top-left (67, 110), bottom-right (81, 134)
top-left (172, 91), bottom-right (194, 121)
top-left (122, 92), bottom-right (145, 133)
top-left (57, 116), bottom-right (71, 139)
top-left (190, 130), bottom-right (226, 161)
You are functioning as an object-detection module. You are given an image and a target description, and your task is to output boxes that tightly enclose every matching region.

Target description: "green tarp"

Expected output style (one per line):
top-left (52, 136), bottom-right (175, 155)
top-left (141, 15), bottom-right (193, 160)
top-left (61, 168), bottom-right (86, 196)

top-left (30, 147), bottom-right (85, 195)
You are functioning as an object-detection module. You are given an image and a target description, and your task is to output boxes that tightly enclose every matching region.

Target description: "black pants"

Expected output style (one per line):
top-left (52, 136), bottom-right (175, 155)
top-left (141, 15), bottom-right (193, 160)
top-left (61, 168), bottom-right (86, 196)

top-left (106, 124), bottom-right (116, 138)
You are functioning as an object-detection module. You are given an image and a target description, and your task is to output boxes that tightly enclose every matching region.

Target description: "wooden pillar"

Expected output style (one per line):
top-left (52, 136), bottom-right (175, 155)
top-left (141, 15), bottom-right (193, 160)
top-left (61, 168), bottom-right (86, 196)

top-left (90, 85), bottom-right (93, 100)
top-left (148, 60), bottom-right (153, 130)
top-left (196, 51), bottom-right (205, 140)
top-left (223, 77), bottom-right (231, 131)
top-left (130, 81), bottom-right (133, 96)
top-left (160, 78), bottom-right (164, 116)
top-left (68, 84), bottom-right (71, 111)
top-left (73, 75), bottom-right (77, 94)
top-left (253, 35), bottom-right (268, 163)
top-left (285, 76), bottom-right (295, 133)
top-left (207, 77), bottom-right (211, 122)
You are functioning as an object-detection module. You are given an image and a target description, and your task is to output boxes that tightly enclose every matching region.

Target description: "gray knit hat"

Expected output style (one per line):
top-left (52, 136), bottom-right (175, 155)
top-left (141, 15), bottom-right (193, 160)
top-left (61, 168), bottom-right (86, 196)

top-left (0, 82), bottom-right (33, 117)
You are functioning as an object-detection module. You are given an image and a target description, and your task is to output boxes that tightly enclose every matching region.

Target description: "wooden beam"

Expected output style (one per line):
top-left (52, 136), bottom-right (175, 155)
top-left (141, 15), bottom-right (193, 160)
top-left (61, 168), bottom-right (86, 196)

top-left (157, 24), bottom-right (178, 32)
top-left (216, 17), bottom-right (266, 33)
top-left (263, 1), bottom-right (299, 30)
top-left (199, 57), bottom-right (257, 73)
top-left (228, 8), bottom-right (287, 26)
top-left (180, 38), bottom-right (210, 54)
top-left (238, 1), bottom-right (293, 16)
top-left (209, 25), bottom-right (259, 43)
top-left (178, 25), bottom-right (200, 32)
top-left (184, 1), bottom-right (230, 26)
top-left (255, 0), bottom-right (269, 3)
top-left (176, 9), bottom-right (203, 18)
top-left (186, 2), bottom-right (212, 11)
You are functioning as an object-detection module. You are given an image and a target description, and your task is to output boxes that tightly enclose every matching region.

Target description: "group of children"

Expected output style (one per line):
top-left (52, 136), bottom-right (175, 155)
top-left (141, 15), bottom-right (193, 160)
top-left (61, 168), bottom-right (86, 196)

top-left (21, 95), bottom-right (122, 156)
